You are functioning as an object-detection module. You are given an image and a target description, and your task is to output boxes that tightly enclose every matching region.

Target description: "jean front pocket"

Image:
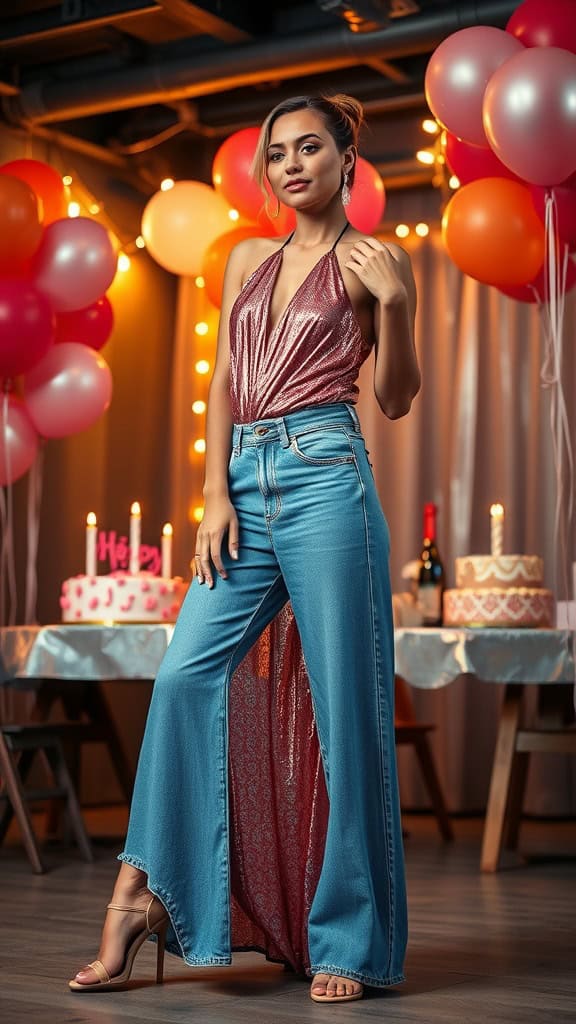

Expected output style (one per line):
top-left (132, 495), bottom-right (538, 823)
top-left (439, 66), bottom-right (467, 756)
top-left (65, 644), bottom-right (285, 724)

top-left (288, 425), bottom-right (356, 466)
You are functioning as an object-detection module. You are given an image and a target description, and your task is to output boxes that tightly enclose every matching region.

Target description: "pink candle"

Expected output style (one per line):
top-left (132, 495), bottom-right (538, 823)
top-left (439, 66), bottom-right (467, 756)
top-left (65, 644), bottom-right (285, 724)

top-left (86, 512), bottom-right (97, 576)
top-left (129, 502), bottom-right (141, 574)
top-left (161, 523), bottom-right (173, 578)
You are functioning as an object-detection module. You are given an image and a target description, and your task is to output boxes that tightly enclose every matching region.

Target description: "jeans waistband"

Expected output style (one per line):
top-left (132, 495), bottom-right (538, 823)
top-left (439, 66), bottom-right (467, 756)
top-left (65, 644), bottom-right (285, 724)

top-left (232, 402), bottom-right (362, 453)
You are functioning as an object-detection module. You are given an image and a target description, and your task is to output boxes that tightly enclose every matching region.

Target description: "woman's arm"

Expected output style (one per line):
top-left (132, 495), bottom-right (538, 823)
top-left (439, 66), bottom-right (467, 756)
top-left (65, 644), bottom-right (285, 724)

top-left (195, 241), bottom-right (248, 588)
top-left (346, 239), bottom-right (420, 419)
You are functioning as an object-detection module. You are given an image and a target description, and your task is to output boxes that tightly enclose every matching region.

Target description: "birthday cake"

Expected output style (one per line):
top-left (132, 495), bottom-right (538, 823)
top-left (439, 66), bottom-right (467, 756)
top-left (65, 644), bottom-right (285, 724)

top-left (60, 571), bottom-right (187, 623)
top-left (443, 555), bottom-right (554, 627)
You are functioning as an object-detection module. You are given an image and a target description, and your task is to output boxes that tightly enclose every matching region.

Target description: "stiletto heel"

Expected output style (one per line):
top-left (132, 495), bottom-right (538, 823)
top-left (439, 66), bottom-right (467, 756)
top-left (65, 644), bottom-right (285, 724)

top-left (69, 895), bottom-right (169, 992)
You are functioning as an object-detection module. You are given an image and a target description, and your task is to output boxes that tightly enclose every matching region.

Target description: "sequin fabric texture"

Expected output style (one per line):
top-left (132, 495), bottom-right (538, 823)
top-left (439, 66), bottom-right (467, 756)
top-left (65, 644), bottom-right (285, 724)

top-left (228, 243), bottom-right (372, 423)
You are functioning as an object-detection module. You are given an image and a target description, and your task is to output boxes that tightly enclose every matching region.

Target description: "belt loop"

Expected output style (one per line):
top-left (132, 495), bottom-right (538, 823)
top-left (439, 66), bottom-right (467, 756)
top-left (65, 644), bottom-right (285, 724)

top-left (345, 402), bottom-right (362, 432)
top-left (232, 424), bottom-right (242, 455)
top-left (277, 415), bottom-right (291, 448)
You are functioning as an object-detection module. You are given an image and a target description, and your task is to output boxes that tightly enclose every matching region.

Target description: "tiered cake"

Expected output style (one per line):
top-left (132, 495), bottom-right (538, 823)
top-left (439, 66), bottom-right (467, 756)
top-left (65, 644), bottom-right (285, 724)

top-left (443, 555), bottom-right (554, 628)
top-left (60, 571), bottom-right (187, 623)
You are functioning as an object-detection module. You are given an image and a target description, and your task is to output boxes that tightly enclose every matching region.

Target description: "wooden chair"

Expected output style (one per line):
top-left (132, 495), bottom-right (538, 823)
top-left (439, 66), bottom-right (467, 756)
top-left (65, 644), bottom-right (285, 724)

top-left (0, 721), bottom-right (95, 873)
top-left (394, 674), bottom-right (454, 841)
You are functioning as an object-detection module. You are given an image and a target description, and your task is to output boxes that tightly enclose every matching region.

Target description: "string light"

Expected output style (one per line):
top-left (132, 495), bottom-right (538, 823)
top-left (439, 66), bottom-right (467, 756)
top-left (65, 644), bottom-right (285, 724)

top-left (194, 322), bottom-right (209, 336)
top-left (228, 209), bottom-right (240, 221)
top-left (135, 235), bottom-right (146, 248)
top-left (160, 178), bottom-right (175, 191)
top-left (395, 224), bottom-right (410, 239)
top-left (117, 252), bottom-right (131, 272)
top-left (192, 400), bottom-right (206, 414)
top-left (416, 149), bottom-right (435, 166)
top-left (449, 175), bottom-right (460, 189)
top-left (421, 118), bottom-right (440, 135)
top-left (415, 223), bottom-right (430, 238)
top-left (89, 202), bottom-right (101, 214)
top-left (67, 200), bottom-right (80, 217)
top-left (195, 276), bottom-right (205, 288)
top-left (192, 506), bottom-right (204, 522)
top-left (62, 174), bottom-right (73, 186)
top-left (195, 360), bottom-right (210, 374)
top-left (193, 439), bottom-right (206, 453)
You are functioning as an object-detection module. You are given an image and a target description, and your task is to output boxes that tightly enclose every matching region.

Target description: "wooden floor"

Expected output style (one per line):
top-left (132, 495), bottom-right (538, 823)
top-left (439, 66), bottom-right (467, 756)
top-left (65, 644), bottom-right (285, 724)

top-left (2, 809), bottom-right (575, 1023)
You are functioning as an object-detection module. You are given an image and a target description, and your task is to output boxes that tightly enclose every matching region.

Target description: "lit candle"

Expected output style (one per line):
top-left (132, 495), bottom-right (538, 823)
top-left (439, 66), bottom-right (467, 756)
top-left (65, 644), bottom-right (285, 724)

top-left (86, 512), bottom-right (97, 576)
top-left (490, 503), bottom-right (504, 557)
top-left (161, 522), bottom-right (173, 578)
top-left (129, 501), bottom-right (141, 575)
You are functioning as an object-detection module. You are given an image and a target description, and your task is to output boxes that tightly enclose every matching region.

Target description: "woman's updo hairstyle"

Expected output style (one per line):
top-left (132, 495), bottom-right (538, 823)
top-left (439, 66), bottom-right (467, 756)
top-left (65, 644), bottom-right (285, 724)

top-left (251, 93), bottom-right (364, 196)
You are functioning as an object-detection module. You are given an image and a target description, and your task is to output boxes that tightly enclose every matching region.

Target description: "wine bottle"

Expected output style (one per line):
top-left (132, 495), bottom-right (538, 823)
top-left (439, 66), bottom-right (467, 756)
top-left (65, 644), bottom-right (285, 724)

top-left (417, 502), bottom-right (445, 626)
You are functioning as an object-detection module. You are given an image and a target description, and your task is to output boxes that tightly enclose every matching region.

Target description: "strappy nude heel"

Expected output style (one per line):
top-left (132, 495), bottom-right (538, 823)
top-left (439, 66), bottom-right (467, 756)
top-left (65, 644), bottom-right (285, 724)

top-left (69, 896), bottom-right (169, 991)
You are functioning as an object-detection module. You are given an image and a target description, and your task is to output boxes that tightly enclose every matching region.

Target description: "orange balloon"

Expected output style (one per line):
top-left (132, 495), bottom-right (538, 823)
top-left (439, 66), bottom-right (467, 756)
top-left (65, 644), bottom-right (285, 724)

top-left (202, 226), bottom-right (262, 307)
top-left (0, 159), bottom-right (66, 224)
top-left (442, 177), bottom-right (545, 286)
top-left (0, 174), bottom-right (43, 273)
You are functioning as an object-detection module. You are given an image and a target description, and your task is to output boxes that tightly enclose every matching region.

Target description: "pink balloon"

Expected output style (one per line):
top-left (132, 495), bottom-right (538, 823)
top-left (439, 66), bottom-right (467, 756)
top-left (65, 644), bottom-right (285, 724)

top-left (507, 0), bottom-right (576, 54)
top-left (425, 26), bottom-right (523, 146)
top-left (347, 157), bottom-right (386, 234)
top-left (55, 295), bottom-right (114, 350)
top-left (498, 251), bottom-right (576, 302)
top-left (32, 217), bottom-right (117, 313)
top-left (484, 46), bottom-right (576, 186)
top-left (24, 342), bottom-right (113, 438)
top-left (530, 184), bottom-right (576, 249)
top-left (0, 394), bottom-right (39, 485)
top-left (444, 131), bottom-right (520, 186)
top-left (0, 278), bottom-right (55, 379)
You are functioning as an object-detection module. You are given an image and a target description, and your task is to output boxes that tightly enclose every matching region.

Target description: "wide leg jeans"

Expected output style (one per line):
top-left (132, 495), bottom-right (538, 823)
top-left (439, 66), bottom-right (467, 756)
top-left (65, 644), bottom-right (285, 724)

top-left (118, 401), bottom-right (408, 987)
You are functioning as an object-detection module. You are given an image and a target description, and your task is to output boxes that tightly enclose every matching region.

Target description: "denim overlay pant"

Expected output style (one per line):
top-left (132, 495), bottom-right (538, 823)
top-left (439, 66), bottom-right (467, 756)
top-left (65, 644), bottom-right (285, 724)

top-left (118, 401), bottom-right (408, 987)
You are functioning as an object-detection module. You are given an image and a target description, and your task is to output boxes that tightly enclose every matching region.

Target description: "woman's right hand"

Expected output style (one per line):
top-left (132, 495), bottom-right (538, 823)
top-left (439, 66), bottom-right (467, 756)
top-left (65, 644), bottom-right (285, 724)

top-left (194, 495), bottom-right (239, 588)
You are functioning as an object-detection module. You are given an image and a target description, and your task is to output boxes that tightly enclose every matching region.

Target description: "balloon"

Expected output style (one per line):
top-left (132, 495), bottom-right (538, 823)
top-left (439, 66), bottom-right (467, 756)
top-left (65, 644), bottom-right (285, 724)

top-left (142, 182), bottom-right (232, 276)
top-left (530, 184), bottom-right (576, 249)
top-left (0, 395), bottom-right (39, 486)
top-left (32, 217), bottom-right (117, 313)
top-left (0, 279), bottom-right (55, 379)
top-left (0, 158), bottom-right (66, 224)
top-left (507, 0), bottom-right (576, 54)
top-left (256, 194), bottom-right (297, 236)
top-left (444, 131), bottom-right (520, 186)
top-left (441, 177), bottom-right (545, 286)
top-left (425, 26), bottom-right (523, 146)
top-left (24, 342), bottom-right (113, 438)
top-left (202, 226), bottom-right (262, 307)
top-left (0, 174), bottom-right (43, 272)
top-left (498, 251), bottom-right (576, 302)
top-left (213, 128), bottom-right (264, 221)
top-left (347, 157), bottom-right (386, 234)
top-left (483, 46), bottom-right (576, 186)
top-left (55, 295), bottom-right (114, 350)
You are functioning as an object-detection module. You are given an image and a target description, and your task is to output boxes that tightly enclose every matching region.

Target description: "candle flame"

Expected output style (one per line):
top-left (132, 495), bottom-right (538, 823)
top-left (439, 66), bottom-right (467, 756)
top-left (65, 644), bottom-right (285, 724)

top-left (490, 503), bottom-right (504, 517)
top-left (130, 501), bottom-right (141, 517)
top-left (162, 523), bottom-right (173, 537)
top-left (86, 512), bottom-right (97, 527)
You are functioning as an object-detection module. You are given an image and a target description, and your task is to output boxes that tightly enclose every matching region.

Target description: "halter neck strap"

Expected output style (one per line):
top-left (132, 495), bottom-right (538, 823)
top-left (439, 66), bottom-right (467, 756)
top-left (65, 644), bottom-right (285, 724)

top-left (279, 221), bottom-right (350, 253)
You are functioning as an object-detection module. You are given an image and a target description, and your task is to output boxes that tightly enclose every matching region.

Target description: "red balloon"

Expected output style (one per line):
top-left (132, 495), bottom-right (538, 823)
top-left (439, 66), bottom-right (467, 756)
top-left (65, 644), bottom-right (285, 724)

top-left (0, 394), bottom-right (39, 486)
top-left (202, 226), bottom-right (262, 307)
top-left (0, 279), bottom-right (55, 379)
top-left (24, 342), bottom-right (113, 439)
top-left (507, 0), bottom-right (576, 54)
top-left (0, 175), bottom-right (43, 273)
top-left (530, 184), bottom-right (576, 249)
top-left (444, 132), bottom-right (519, 186)
top-left (0, 159), bottom-right (66, 225)
top-left (55, 295), bottom-right (114, 350)
top-left (347, 157), bottom-right (386, 234)
top-left (213, 127), bottom-right (264, 221)
top-left (256, 194), bottom-right (297, 237)
top-left (499, 251), bottom-right (576, 301)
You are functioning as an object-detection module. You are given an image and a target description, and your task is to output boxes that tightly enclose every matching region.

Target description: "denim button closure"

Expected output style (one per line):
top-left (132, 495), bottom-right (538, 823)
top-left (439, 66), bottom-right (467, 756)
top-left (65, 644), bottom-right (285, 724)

top-left (254, 426), bottom-right (269, 435)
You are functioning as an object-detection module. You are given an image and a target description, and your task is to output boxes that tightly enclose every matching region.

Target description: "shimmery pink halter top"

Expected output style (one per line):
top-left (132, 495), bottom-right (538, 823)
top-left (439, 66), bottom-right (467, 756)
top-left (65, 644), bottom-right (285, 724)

top-left (229, 223), bottom-right (372, 423)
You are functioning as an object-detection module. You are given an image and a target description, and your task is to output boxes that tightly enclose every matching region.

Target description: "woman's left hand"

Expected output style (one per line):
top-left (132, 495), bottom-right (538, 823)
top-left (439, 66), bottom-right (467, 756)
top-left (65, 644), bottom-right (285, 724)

top-left (345, 238), bottom-right (407, 306)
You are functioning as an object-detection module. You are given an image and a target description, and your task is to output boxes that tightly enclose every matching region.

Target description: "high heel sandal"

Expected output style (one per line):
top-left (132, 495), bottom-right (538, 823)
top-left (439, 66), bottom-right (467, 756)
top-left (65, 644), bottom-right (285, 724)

top-left (69, 896), bottom-right (169, 991)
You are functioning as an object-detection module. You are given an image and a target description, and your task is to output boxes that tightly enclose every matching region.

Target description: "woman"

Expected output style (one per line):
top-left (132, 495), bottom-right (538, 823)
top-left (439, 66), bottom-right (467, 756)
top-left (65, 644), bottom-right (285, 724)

top-left (69, 93), bottom-right (420, 1004)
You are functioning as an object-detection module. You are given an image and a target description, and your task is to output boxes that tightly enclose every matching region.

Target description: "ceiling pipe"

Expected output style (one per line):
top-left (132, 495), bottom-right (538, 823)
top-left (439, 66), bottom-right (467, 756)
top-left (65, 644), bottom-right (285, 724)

top-left (5, 1), bottom-right (518, 126)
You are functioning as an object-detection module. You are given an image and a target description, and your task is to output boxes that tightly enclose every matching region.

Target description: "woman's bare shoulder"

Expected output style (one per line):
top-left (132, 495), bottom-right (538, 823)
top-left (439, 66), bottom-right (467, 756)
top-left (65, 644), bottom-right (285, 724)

top-left (228, 234), bottom-right (288, 285)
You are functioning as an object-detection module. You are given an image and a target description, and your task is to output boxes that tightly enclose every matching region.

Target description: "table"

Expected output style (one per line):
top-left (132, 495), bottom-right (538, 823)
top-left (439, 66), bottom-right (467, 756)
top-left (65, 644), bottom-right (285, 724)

top-left (394, 627), bottom-right (576, 871)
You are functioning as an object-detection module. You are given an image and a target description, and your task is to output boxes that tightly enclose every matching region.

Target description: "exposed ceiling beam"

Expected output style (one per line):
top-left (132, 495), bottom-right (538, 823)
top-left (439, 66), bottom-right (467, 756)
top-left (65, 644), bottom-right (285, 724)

top-left (155, 1), bottom-right (251, 42)
top-left (0, 0), bottom-right (158, 47)
top-left (363, 57), bottom-right (411, 83)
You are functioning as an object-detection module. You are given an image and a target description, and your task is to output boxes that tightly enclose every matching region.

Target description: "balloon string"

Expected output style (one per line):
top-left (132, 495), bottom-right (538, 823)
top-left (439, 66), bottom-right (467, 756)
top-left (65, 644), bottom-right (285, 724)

top-left (24, 441), bottom-right (44, 624)
top-left (1, 391), bottom-right (18, 625)
top-left (540, 194), bottom-right (574, 613)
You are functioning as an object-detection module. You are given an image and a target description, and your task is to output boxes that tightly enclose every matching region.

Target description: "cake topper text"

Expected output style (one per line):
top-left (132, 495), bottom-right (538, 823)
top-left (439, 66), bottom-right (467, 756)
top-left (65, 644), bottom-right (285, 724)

top-left (96, 531), bottom-right (161, 574)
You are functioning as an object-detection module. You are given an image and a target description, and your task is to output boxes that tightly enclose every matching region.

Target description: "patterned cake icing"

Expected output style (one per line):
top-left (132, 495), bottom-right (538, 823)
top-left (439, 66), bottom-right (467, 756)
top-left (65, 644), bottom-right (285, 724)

top-left (60, 571), bottom-right (188, 623)
top-left (455, 554), bottom-right (543, 590)
top-left (443, 586), bottom-right (554, 628)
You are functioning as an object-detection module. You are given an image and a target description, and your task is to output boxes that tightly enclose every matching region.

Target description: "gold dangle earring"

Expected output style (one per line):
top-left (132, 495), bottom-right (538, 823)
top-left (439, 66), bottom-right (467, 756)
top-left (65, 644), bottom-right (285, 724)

top-left (266, 194), bottom-right (281, 219)
top-left (341, 171), bottom-right (351, 207)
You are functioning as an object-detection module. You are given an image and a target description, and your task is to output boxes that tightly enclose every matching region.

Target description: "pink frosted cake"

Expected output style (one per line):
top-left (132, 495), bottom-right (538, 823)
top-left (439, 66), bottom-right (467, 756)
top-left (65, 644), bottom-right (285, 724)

top-left (443, 555), bottom-right (554, 628)
top-left (60, 571), bottom-right (188, 623)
